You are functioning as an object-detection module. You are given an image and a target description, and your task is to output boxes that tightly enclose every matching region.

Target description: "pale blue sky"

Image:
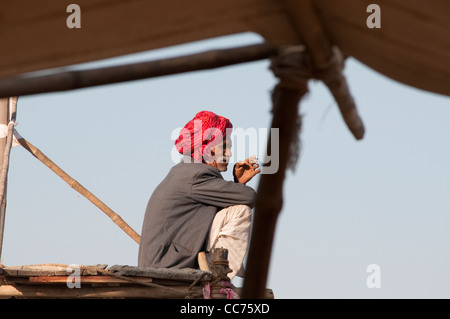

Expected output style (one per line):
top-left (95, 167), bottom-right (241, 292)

top-left (2, 32), bottom-right (449, 298)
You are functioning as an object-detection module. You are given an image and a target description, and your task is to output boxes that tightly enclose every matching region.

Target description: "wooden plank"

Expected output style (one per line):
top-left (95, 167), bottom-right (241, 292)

top-left (1, 264), bottom-right (107, 277)
top-left (0, 266), bottom-right (69, 277)
top-left (0, 283), bottom-right (273, 299)
top-left (28, 275), bottom-right (153, 285)
top-left (1, 265), bottom-right (212, 282)
top-left (0, 284), bottom-right (202, 299)
top-left (108, 265), bottom-right (213, 282)
top-left (4, 275), bottom-right (192, 288)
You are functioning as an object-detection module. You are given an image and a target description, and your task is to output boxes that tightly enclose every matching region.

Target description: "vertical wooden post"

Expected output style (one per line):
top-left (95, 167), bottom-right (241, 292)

top-left (242, 82), bottom-right (307, 298)
top-left (210, 248), bottom-right (232, 282)
top-left (0, 98), bottom-right (9, 260)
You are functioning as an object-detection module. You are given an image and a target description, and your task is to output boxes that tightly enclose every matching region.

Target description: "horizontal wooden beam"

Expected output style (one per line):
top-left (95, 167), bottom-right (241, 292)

top-left (0, 283), bottom-right (274, 299)
top-left (0, 283), bottom-right (199, 299)
top-left (0, 43), bottom-right (278, 98)
top-left (28, 275), bottom-right (152, 284)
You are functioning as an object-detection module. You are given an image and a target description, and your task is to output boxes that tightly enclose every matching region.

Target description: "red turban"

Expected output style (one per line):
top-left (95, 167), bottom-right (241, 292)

top-left (175, 111), bottom-right (233, 162)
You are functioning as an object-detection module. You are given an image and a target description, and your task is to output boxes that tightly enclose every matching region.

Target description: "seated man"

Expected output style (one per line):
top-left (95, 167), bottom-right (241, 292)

top-left (138, 110), bottom-right (260, 279)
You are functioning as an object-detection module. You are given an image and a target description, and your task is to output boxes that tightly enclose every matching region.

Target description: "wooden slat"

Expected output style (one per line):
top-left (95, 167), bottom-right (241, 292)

top-left (28, 275), bottom-right (153, 284)
top-left (0, 284), bottom-right (200, 299)
top-left (107, 265), bottom-right (213, 282)
top-left (1, 264), bottom-right (212, 282)
top-left (0, 283), bottom-right (273, 299)
top-left (1, 264), bottom-right (107, 277)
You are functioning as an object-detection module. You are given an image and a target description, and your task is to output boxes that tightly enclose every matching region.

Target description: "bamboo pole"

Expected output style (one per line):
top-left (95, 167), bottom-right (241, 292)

top-left (0, 98), bottom-right (8, 260)
top-left (16, 136), bottom-right (141, 244)
top-left (0, 43), bottom-right (278, 98)
top-left (0, 97), bottom-right (17, 261)
top-left (242, 80), bottom-right (307, 298)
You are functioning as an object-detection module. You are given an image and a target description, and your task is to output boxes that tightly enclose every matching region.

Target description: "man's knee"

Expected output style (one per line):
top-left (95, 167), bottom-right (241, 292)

top-left (228, 205), bottom-right (252, 218)
top-left (213, 205), bottom-right (252, 229)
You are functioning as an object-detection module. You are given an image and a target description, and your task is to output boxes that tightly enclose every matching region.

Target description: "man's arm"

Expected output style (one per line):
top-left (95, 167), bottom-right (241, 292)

top-left (192, 170), bottom-right (257, 208)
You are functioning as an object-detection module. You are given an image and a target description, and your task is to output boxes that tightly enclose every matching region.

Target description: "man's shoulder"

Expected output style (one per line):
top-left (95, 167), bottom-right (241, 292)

top-left (171, 161), bottom-right (223, 181)
top-left (172, 158), bottom-right (221, 180)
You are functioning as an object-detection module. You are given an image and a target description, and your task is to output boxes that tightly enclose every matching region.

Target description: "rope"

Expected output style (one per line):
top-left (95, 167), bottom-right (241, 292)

top-left (202, 281), bottom-right (240, 299)
top-left (269, 45), bottom-right (345, 89)
top-left (269, 46), bottom-right (309, 172)
top-left (269, 45), bottom-right (311, 90)
top-left (268, 45), bottom-right (351, 172)
top-left (270, 45), bottom-right (364, 140)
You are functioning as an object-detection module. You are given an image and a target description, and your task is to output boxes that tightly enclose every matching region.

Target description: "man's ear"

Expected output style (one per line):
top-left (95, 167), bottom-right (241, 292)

top-left (204, 146), bottom-right (216, 164)
top-left (210, 147), bottom-right (216, 159)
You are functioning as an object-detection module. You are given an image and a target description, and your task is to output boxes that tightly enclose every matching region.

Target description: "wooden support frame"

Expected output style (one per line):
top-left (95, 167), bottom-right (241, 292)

top-left (0, 18), bottom-right (363, 297)
top-left (0, 261), bottom-right (275, 299)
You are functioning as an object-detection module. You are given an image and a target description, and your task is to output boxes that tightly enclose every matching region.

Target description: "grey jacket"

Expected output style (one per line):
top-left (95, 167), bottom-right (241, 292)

top-left (138, 157), bottom-right (257, 269)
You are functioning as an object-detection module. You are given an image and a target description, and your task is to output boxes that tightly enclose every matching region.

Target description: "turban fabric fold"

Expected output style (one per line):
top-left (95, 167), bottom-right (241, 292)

top-left (175, 111), bottom-right (233, 162)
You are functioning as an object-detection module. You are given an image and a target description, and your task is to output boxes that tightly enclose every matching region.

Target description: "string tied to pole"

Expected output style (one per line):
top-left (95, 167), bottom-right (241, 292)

top-left (268, 46), bottom-right (310, 172)
top-left (270, 45), bottom-right (311, 90)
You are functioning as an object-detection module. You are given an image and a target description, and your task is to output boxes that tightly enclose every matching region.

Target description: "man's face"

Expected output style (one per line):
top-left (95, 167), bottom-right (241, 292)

top-left (209, 139), bottom-right (232, 172)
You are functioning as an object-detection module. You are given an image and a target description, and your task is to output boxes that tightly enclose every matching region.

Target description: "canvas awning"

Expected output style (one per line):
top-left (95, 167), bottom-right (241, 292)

top-left (0, 0), bottom-right (449, 96)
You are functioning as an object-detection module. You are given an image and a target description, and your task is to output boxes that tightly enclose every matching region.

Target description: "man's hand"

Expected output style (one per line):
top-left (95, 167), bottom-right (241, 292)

top-left (233, 156), bottom-right (261, 184)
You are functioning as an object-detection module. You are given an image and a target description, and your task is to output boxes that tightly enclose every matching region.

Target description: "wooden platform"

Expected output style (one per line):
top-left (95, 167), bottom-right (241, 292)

top-left (0, 264), bottom-right (274, 299)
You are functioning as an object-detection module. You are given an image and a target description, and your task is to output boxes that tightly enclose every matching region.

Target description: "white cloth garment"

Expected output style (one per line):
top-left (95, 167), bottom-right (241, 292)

top-left (206, 205), bottom-right (252, 279)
